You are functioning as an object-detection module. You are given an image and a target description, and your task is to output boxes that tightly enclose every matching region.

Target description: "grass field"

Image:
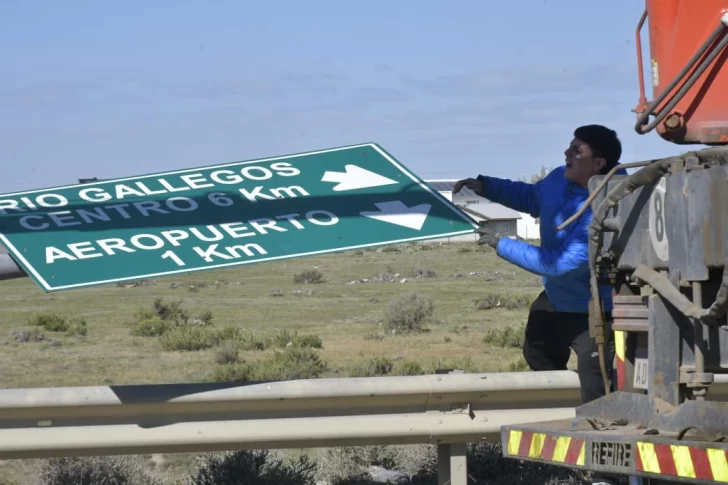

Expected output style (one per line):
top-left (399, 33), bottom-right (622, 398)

top-left (0, 241), bottom-right (584, 484)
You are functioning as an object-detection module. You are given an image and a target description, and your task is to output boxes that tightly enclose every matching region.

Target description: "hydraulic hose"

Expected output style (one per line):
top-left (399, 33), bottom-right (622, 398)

top-left (632, 263), bottom-right (728, 325)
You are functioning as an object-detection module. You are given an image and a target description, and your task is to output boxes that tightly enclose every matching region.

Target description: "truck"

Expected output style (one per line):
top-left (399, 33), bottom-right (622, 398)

top-left (499, 1), bottom-right (728, 483)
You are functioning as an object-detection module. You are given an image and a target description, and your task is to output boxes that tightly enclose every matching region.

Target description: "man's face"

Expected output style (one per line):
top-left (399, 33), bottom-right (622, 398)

top-left (564, 137), bottom-right (605, 188)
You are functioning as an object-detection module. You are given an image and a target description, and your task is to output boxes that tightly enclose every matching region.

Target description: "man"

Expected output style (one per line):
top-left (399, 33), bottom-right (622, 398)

top-left (454, 124), bottom-right (624, 404)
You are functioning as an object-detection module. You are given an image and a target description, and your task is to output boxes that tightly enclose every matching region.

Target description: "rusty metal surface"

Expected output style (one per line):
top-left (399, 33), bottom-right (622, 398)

top-left (573, 391), bottom-right (728, 436)
top-left (612, 294), bottom-right (650, 334)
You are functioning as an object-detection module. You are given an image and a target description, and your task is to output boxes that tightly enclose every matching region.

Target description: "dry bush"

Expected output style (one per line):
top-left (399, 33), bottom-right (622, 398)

top-left (159, 325), bottom-right (265, 353)
top-left (210, 347), bottom-right (327, 383)
top-left (475, 293), bottom-right (533, 311)
top-left (132, 317), bottom-right (172, 337)
top-left (316, 445), bottom-right (401, 484)
top-left (209, 361), bottom-right (256, 383)
top-left (130, 298), bottom-right (191, 336)
top-left (268, 329), bottom-right (323, 349)
top-left (482, 323), bottom-right (526, 349)
top-left (347, 357), bottom-right (424, 378)
top-left (128, 298), bottom-right (268, 353)
top-left (188, 449), bottom-right (317, 485)
top-left (215, 344), bottom-right (239, 365)
top-left (254, 347), bottom-right (326, 381)
top-left (159, 325), bottom-right (217, 351)
top-left (293, 269), bottom-right (324, 284)
top-left (383, 293), bottom-right (436, 334)
top-left (318, 441), bottom-right (596, 485)
top-left (37, 455), bottom-right (161, 485)
top-left (29, 313), bottom-right (88, 337)
top-left (346, 356), bottom-right (394, 377)
top-left (410, 266), bottom-right (436, 278)
top-left (391, 361), bottom-right (424, 376)
top-left (29, 313), bottom-right (68, 332)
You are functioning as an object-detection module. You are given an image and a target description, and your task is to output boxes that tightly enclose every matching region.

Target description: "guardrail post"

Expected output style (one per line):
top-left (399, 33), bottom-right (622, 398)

top-left (437, 443), bottom-right (468, 485)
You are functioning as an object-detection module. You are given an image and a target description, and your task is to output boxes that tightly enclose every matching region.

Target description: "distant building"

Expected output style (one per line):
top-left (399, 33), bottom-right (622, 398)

top-left (78, 177), bottom-right (104, 184)
top-left (426, 179), bottom-right (540, 241)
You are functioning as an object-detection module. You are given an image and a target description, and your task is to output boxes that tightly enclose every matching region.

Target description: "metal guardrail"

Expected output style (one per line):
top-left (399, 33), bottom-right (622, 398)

top-left (0, 371), bottom-right (579, 485)
top-left (1, 371), bottom-right (727, 485)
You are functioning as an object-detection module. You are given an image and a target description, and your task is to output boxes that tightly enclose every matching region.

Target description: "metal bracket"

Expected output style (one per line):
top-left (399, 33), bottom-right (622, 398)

top-left (450, 403), bottom-right (473, 418)
top-left (680, 369), bottom-right (715, 387)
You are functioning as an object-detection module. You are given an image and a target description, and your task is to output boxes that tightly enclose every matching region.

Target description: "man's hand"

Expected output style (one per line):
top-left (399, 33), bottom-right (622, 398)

top-left (476, 226), bottom-right (502, 249)
top-left (453, 177), bottom-right (484, 196)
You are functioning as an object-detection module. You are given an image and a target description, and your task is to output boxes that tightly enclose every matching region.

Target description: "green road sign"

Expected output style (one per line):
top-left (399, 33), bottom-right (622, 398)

top-left (0, 143), bottom-right (478, 292)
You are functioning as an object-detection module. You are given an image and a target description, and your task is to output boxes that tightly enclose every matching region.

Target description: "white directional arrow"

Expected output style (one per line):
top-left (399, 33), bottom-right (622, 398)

top-left (321, 164), bottom-right (398, 191)
top-left (360, 201), bottom-right (431, 230)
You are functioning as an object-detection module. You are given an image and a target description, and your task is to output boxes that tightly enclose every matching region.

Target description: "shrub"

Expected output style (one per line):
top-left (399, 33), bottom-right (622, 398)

top-left (65, 317), bottom-right (88, 337)
top-left (160, 325), bottom-right (216, 351)
top-left (30, 313), bottom-right (68, 332)
top-left (28, 314), bottom-right (88, 337)
top-left (483, 323), bottom-right (526, 349)
top-left (37, 456), bottom-right (161, 485)
top-left (317, 446), bottom-right (401, 485)
top-left (411, 266), bottom-right (436, 278)
top-left (318, 442), bottom-right (593, 485)
top-left (268, 330), bottom-right (323, 349)
top-left (211, 348), bottom-right (327, 383)
top-left (151, 297), bottom-right (190, 324)
top-left (383, 293), bottom-right (435, 333)
top-left (210, 362), bottom-right (256, 383)
top-left (189, 449), bottom-right (317, 485)
top-left (159, 324), bottom-right (267, 353)
top-left (346, 358), bottom-right (424, 378)
top-left (392, 361), bottom-right (424, 376)
top-left (215, 344), bottom-right (239, 365)
top-left (131, 298), bottom-right (192, 337)
top-left (195, 309), bottom-right (214, 326)
top-left (132, 317), bottom-right (171, 337)
top-left (293, 269), bottom-right (324, 284)
top-left (255, 348), bottom-right (326, 381)
top-left (347, 356), bottom-right (394, 377)
top-left (476, 293), bottom-right (533, 311)
top-left (235, 330), bottom-right (268, 351)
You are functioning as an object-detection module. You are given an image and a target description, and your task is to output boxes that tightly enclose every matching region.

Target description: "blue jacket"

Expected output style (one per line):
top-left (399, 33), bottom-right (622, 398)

top-left (477, 166), bottom-right (617, 313)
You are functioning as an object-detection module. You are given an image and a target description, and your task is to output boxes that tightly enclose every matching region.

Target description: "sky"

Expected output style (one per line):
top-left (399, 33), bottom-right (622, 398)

top-left (0, 0), bottom-right (686, 194)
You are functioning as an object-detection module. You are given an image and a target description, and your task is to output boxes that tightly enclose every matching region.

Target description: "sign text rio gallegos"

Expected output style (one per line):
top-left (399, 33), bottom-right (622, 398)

top-left (0, 143), bottom-right (477, 291)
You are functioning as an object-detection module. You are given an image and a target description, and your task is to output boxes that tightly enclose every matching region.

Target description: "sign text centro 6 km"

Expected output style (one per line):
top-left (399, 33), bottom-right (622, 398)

top-left (0, 143), bottom-right (478, 292)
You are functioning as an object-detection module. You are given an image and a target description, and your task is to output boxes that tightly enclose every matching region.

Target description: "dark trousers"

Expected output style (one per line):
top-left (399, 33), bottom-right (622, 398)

top-left (523, 292), bottom-right (615, 404)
